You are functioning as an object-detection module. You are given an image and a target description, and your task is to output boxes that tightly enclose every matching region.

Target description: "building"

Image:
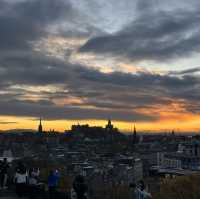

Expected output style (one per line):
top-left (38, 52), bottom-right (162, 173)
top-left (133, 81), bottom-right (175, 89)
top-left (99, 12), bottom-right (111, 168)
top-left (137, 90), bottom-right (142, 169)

top-left (105, 119), bottom-right (116, 142)
top-left (132, 125), bottom-right (138, 145)
top-left (160, 141), bottom-right (200, 170)
top-left (69, 120), bottom-right (120, 140)
top-left (115, 156), bottom-right (143, 183)
top-left (105, 119), bottom-right (113, 131)
top-left (38, 118), bottom-right (43, 133)
top-left (0, 149), bottom-right (14, 162)
top-left (162, 154), bottom-right (182, 169)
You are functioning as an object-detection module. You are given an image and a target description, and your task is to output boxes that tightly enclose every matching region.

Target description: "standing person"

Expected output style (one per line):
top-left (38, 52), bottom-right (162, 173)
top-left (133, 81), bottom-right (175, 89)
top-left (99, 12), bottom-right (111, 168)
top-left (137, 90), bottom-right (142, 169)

top-left (71, 187), bottom-right (77, 199)
top-left (48, 170), bottom-right (60, 199)
top-left (73, 175), bottom-right (88, 199)
top-left (135, 180), bottom-right (152, 199)
top-left (28, 168), bottom-right (40, 199)
top-left (0, 160), bottom-right (2, 189)
top-left (0, 158), bottom-right (9, 189)
top-left (129, 182), bottom-right (137, 199)
top-left (14, 162), bottom-right (28, 197)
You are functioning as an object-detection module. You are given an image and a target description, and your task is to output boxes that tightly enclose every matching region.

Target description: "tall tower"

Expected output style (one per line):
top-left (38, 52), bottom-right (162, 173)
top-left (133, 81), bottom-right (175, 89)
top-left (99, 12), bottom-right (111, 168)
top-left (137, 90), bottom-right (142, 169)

top-left (106, 119), bottom-right (114, 141)
top-left (106, 119), bottom-right (113, 131)
top-left (132, 124), bottom-right (137, 144)
top-left (38, 117), bottom-right (43, 133)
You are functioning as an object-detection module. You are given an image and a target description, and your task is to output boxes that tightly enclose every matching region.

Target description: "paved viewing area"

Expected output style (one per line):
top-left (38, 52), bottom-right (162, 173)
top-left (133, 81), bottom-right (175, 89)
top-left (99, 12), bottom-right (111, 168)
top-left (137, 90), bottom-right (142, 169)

top-left (0, 189), bottom-right (20, 199)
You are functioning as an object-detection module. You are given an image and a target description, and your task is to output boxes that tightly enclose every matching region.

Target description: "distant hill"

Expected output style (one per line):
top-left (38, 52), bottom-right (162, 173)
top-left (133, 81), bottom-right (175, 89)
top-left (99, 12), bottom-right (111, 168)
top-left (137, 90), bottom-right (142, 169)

top-left (0, 129), bottom-right (36, 133)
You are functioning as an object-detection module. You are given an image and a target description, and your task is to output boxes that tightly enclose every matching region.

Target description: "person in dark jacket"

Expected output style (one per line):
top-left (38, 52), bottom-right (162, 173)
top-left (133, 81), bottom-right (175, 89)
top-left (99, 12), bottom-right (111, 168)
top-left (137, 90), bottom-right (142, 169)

top-left (48, 170), bottom-right (60, 199)
top-left (0, 158), bottom-right (9, 189)
top-left (129, 182), bottom-right (137, 199)
top-left (73, 175), bottom-right (88, 199)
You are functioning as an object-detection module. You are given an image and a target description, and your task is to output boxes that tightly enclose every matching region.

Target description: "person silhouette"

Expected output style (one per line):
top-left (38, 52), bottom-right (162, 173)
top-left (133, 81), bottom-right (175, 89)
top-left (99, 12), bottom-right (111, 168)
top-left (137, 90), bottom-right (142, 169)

top-left (48, 170), bottom-right (60, 199)
top-left (14, 162), bottom-right (28, 197)
top-left (73, 175), bottom-right (88, 199)
top-left (135, 180), bottom-right (152, 199)
top-left (0, 158), bottom-right (9, 189)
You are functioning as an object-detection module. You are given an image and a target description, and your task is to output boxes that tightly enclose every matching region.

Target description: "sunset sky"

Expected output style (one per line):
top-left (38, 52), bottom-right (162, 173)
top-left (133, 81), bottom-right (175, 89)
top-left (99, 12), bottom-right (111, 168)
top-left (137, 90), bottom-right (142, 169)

top-left (1, 0), bottom-right (200, 132)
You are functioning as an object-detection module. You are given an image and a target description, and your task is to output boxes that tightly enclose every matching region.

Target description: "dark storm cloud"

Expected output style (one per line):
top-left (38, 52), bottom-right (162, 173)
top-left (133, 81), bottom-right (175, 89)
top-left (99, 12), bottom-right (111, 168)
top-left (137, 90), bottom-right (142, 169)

top-left (80, 4), bottom-right (200, 62)
top-left (170, 67), bottom-right (200, 75)
top-left (68, 67), bottom-right (200, 114)
top-left (0, 53), bottom-right (71, 85)
top-left (0, 99), bottom-right (155, 121)
top-left (0, 0), bottom-right (73, 52)
top-left (75, 66), bottom-right (197, 91)
top-left (1, 52), bottom-right (200, 120)
top-left (1, 0), bottom-right (200, 123)
top-left (0, 42), bottom-right (158, 121)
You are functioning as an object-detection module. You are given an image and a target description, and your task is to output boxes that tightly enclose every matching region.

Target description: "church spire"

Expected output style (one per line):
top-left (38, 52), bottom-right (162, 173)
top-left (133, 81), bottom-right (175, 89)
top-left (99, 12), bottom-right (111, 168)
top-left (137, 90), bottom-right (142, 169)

top-left (132, 124), bottom-right (137, 144)
top-left (134, 125), bottom-right (136, 135)
top-left (38, 117), bottom-right (43, 133)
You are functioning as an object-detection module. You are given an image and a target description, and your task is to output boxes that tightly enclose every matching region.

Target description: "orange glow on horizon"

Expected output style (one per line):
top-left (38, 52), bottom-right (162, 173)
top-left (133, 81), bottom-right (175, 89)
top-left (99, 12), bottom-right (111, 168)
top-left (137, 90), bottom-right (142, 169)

top-left (0, 114), bottom-right (200, 133)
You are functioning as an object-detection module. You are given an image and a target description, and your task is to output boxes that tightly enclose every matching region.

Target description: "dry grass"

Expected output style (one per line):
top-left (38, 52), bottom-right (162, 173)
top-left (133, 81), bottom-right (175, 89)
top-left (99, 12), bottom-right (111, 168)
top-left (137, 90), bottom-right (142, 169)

top-left (154, 175), bottom-right (200, 199)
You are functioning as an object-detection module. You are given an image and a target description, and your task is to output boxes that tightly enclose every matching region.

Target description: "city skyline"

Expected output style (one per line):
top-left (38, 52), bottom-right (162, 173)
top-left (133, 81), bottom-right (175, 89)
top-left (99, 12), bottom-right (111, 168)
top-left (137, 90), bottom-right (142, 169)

top-left (1, 0), bottom-right (200, 132)
top-left (1, 116), bottom-right (200, 133)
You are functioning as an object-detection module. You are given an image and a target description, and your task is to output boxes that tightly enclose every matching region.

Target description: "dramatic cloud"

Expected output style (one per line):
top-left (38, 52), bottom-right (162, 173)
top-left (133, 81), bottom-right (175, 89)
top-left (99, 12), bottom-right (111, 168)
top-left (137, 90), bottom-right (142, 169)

top-left (170, 67), bottom-right (200, 75)
top-left (1, 0), bottom-right (200, 131)
top-left (80, 1), bottom-right (200, 62)
top-left (0, 0), bottom-right (69, 51)
top-left (2, 53), bottom-right (200, 121)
